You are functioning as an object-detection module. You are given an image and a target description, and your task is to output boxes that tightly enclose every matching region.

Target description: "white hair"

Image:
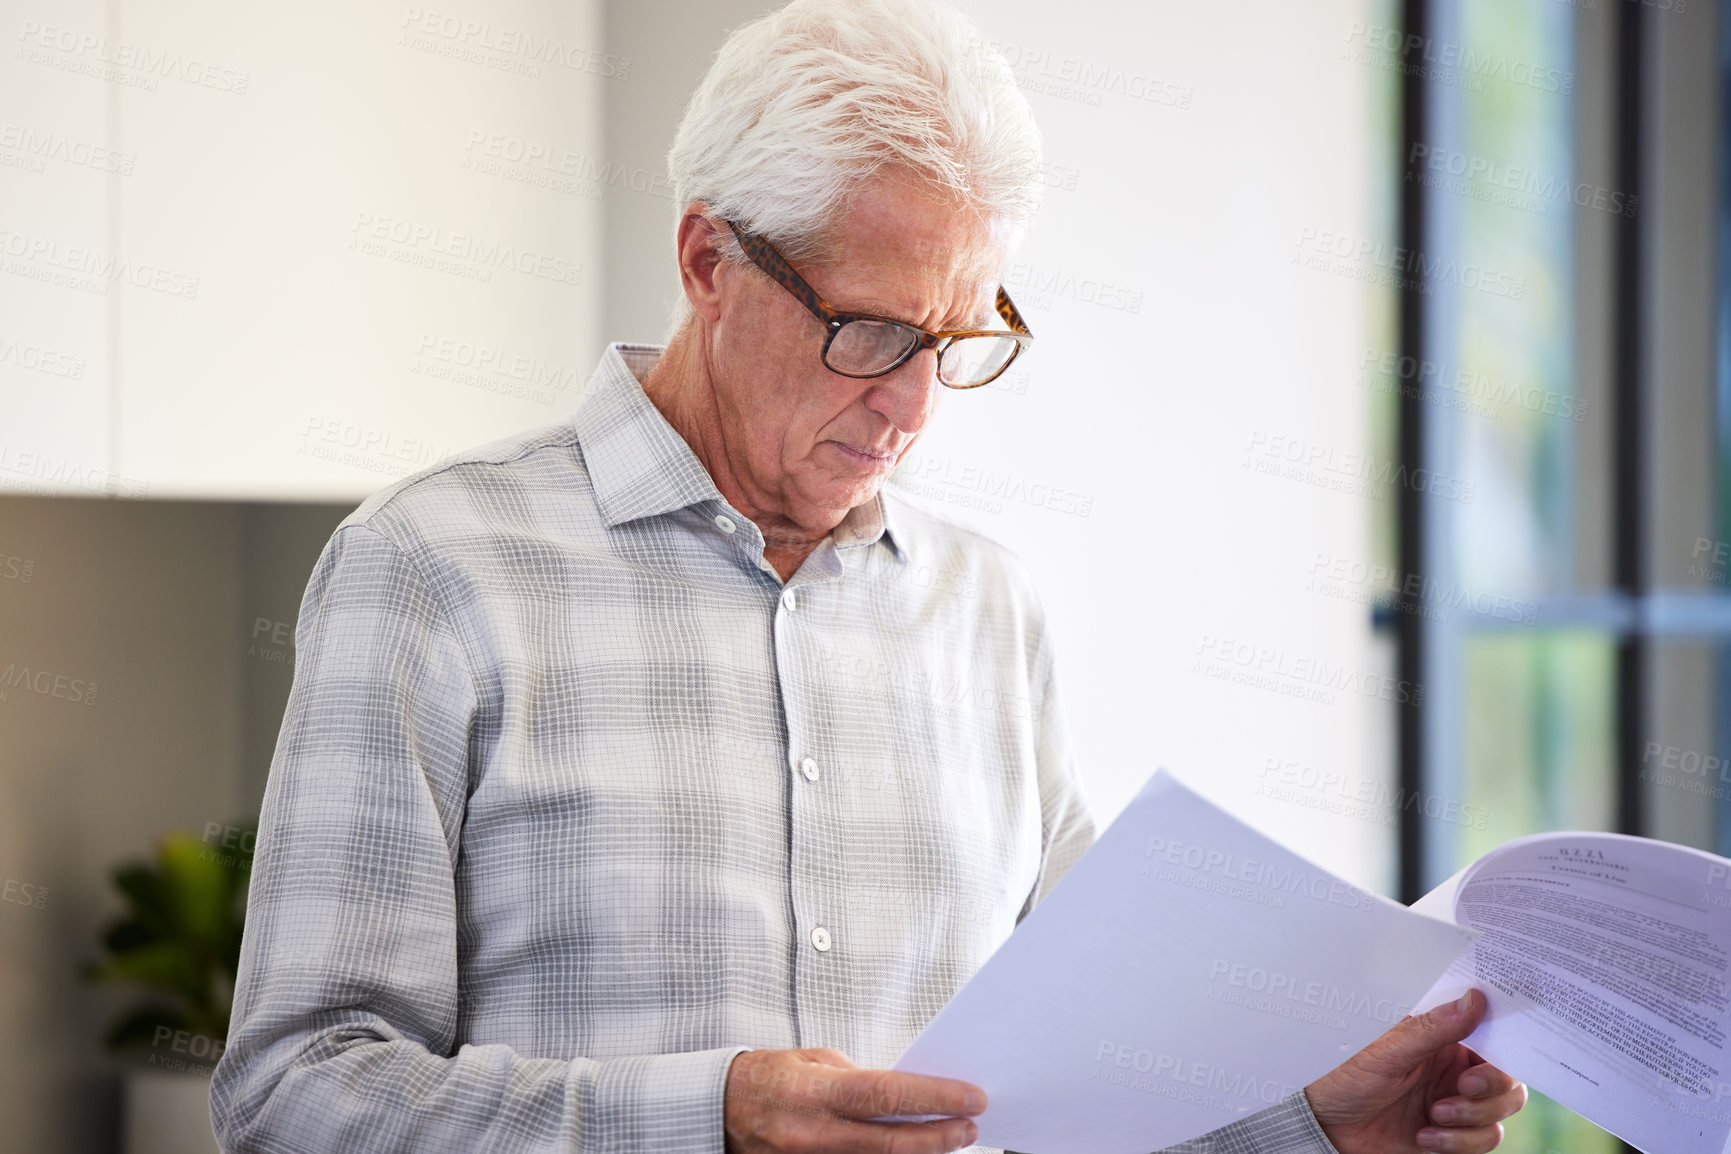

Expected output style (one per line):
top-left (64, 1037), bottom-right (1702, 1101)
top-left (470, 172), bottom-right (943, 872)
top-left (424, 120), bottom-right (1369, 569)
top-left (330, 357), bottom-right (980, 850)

top-left (664, 0), bottom-right (1042, 331)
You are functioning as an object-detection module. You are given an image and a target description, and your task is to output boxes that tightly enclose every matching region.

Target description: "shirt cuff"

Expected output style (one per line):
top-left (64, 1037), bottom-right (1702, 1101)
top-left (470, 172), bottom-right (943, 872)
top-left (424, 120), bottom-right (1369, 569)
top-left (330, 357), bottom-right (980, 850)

top-left (998, 1088), bottom-right (1343, 1154)
top-left (584, 1044), bottom-right (750, 1153)
top-left (1289, 1089), bottom-right (1345, 1154)
top-left (1149, 1089), bottom-right (1344, 1154)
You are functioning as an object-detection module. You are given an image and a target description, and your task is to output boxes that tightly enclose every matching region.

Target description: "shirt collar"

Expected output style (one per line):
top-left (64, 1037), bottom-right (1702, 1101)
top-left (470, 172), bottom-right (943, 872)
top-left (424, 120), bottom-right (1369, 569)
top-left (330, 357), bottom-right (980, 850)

top-left (572, 342), bottom-right (907, 562)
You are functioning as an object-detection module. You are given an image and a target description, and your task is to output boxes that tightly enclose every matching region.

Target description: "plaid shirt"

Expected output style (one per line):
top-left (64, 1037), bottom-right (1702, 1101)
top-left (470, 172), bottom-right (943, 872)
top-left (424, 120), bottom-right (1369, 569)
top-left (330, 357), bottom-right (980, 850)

top-left (210, 343), bottom-right (1337, 1154)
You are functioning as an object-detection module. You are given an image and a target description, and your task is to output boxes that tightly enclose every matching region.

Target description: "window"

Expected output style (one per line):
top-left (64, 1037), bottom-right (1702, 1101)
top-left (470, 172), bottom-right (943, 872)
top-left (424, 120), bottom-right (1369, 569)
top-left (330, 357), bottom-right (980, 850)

top-left (1384, 0), bottom-right (1730, 1149)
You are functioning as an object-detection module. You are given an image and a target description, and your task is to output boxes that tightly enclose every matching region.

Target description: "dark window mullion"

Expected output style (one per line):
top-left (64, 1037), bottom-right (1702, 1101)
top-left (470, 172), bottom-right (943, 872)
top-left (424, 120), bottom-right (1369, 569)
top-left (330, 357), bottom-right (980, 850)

top-left (1613, 0), bottom-right (1647, 842)
top-left (1395, 0), bottom-right (1430, 907)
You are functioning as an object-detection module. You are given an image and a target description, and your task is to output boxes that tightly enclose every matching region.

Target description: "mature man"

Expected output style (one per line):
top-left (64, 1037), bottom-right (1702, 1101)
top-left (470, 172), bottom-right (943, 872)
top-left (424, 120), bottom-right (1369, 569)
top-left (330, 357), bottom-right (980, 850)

top-left (212, 1), bottom-right (1525, 1151)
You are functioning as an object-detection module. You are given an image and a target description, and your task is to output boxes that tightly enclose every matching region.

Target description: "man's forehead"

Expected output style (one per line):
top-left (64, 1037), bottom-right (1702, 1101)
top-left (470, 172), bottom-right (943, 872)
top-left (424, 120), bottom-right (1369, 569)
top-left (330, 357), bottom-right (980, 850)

top-left (832, 266), bottom-right (1003, 328)
top-left (795, 170), bottom-right (1014, 321)
top-left (831, 172), bottom-right (1008, 257)
top-left (825, 232), bottom-right (1008, 322)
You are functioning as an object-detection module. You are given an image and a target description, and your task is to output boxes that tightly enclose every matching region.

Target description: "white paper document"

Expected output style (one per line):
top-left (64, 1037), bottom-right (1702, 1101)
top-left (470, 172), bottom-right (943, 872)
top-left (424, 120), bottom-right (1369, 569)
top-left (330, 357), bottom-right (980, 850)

top-left (1411, 832), bottom-right (1731, 1154)
top-left (891, 770), bottom-right (1478, 1153)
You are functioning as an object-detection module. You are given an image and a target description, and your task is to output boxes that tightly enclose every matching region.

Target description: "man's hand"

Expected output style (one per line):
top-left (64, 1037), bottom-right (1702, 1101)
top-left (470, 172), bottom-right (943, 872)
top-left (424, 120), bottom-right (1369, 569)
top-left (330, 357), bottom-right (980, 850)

top-left (724, 1047), bottom-right (986, 1153)
top-left (1306, 989), bottom-right (1527, 1153)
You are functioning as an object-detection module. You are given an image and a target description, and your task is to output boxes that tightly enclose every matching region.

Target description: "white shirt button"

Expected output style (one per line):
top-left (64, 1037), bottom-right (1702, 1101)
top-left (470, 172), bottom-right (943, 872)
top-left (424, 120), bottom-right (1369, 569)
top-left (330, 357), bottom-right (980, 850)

top-left (714, 514), bottom-right (736, 533)
top-left (799, 757), bottom-right (820, 782)
top-left (811, 926), bottom-right (832, 952)
top-left (781, 589), bottom-right (798, 612)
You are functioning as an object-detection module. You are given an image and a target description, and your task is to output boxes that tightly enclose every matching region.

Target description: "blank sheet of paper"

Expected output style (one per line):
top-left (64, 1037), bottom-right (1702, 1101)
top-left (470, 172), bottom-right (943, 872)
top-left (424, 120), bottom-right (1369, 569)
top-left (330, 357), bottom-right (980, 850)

top-left (892, 770), bottom-right (1477, 1154)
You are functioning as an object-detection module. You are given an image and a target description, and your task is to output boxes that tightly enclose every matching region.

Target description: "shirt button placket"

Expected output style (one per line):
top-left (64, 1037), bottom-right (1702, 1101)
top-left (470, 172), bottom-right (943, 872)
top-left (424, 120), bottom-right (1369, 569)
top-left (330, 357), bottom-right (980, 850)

top-left (775, 578), bottom-right (847, 1048)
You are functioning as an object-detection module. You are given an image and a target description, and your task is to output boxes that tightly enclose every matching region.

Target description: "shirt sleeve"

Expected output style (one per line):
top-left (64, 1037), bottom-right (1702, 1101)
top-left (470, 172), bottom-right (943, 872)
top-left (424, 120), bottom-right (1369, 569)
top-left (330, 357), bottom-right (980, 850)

top-left (999, 1090), bottom-right (1339, 1154)
top-left (1014, 593), bottom-right (1098, 923)
top-left (1147, 1091), bottom-right (1343, 1154)
top-left (209, 522), bottom-right (748, 1154)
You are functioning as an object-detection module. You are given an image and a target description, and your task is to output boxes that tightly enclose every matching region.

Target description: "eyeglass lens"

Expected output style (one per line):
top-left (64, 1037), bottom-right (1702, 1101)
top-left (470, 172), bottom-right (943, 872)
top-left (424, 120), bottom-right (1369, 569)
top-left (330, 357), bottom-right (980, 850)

top-left (825, 320), bottom-right (1018, 386)
top-left (936, 333), bottom-right (1019, 387)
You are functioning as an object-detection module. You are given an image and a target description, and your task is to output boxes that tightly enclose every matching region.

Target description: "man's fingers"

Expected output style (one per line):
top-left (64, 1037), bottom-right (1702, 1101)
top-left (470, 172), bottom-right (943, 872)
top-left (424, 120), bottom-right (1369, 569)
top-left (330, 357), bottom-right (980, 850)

top-left (825, 1067), bottom-right (988, 1120)
top-left (1415, 1122), bottom-right (1504, 1153)
top-left (1429, 1081), bottom-right (1528, 1128)
top-left (1456, 1062), bottom-right (1519, 1099)
top-left (1373, 989), bottom-right (1486, 1070)
top-left (756, 1106), bottom-right (978, 1154)
top-left (724, 1051), bottom-right (986, 1154)
top-left (801, 1047), bottom-right (857, 1069)
top-left (824, 1117), bottom-right (979, 1154)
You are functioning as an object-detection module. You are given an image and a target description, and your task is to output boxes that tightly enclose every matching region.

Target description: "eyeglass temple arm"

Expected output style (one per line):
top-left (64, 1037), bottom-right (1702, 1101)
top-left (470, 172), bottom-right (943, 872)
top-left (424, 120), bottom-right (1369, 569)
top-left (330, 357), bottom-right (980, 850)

top-left (725, 219), bottom-right (836, 327)
top-left (995, 288), bottom-right (1033, 338)
top-left (731, 217), bottom-right (1033, 342)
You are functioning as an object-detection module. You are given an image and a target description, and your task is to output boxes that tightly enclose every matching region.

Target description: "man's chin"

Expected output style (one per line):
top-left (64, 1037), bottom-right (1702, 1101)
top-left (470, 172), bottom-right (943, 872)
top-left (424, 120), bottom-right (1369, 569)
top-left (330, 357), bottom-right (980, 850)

top-left (788, 481), bottom-right (884, 533)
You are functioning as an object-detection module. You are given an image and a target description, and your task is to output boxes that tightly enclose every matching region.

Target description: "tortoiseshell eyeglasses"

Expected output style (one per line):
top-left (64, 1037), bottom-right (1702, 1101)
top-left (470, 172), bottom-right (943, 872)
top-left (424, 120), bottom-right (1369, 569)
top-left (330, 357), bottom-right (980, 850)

top-left (724, 219), bottom-right (1034, 390)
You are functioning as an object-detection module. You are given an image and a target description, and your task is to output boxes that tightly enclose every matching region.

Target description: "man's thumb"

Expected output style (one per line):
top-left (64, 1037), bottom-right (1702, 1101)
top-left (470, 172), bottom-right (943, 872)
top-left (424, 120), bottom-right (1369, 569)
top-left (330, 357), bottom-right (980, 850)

top-left (1379, 989), bottom-right (1485, 1067)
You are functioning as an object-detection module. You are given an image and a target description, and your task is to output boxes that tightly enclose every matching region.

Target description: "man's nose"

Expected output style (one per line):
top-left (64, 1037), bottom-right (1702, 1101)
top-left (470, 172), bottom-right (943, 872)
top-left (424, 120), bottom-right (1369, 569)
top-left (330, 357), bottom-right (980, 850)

top-left (866, 347), bottom-right (942, 433)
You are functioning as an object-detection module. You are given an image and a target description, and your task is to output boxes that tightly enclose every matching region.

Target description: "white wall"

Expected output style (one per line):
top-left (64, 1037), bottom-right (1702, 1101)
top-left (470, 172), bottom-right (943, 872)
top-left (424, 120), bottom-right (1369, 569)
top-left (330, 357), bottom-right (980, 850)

top-left (925, 0), bottom-right (1395, 888)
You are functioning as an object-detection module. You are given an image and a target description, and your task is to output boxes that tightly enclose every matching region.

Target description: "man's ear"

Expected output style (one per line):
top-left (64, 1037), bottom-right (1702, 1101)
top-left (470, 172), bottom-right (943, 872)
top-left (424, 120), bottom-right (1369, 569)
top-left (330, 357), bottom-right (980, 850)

top-left (675, 204), bottom-right (729, 324)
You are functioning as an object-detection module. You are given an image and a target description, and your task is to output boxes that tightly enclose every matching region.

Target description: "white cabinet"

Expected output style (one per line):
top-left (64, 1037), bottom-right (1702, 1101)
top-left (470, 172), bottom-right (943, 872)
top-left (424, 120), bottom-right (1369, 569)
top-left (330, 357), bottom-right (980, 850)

top-left (1, 0), bottom-right (116, 496)
top-left (3, 0), bottom-right (607, 501)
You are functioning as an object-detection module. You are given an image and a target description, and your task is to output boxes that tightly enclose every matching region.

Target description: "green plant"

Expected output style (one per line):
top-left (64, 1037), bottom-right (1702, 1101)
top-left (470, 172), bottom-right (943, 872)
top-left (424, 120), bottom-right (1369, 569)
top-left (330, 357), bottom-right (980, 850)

top-left (83, 822), bottom-right (255, 1052)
